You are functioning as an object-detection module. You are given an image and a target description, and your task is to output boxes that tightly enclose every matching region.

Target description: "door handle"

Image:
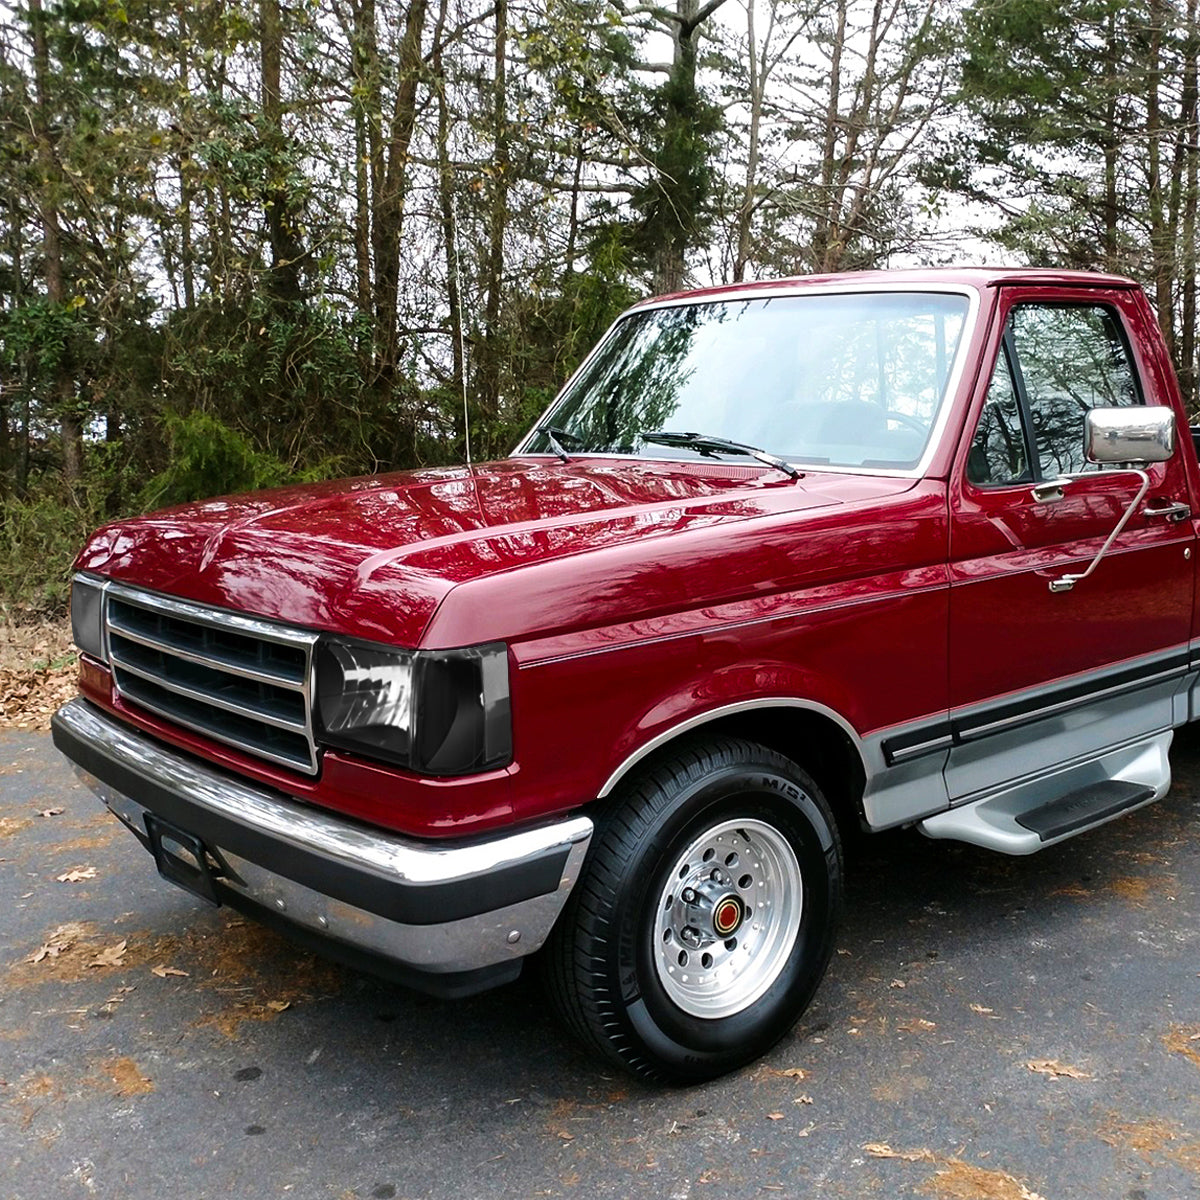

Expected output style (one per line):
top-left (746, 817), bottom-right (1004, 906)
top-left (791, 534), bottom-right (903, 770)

top-left (1142, 500), bottom-right (1192, 523)
top-left (1030, 479), bottom-right (1070, 503)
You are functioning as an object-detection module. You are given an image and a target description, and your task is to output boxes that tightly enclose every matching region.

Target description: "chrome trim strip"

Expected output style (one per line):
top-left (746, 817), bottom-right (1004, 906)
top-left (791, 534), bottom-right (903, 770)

top-left (55, 699), bottom-right (593, 976)
top-left (108, 653), bottom-right (308, 735)
top-left (106, 617), bottom-right (303, 689)
top-left (885, 734), bottom-right (954, 763)
top-left (598, 697), bottom-right (867, 799)
top-left (510, 282), bottom-right (982, 482)
top-left (105, 582), bottom-right (320, 651)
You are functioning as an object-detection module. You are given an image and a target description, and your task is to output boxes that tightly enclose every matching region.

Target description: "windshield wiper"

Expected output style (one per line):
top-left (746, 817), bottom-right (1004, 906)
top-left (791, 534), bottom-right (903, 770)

top-left (537, 424), bottom-right (575, 464)
top-left (641, 431), bottom-right (801, 481)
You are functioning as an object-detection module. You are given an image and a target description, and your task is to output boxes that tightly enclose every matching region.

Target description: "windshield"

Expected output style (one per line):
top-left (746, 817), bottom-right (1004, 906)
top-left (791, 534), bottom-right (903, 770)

top-left (525, 291), bottom-right (971, 470)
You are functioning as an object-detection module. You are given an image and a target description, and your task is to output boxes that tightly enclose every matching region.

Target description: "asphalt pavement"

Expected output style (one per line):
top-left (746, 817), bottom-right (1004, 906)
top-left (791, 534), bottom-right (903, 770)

top-left (2, 722), bottom-right (1200, 1200)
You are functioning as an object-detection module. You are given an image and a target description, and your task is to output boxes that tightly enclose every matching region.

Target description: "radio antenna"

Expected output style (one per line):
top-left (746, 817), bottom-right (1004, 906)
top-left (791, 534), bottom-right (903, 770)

top-left (452, 198), bottom-right (473, 470)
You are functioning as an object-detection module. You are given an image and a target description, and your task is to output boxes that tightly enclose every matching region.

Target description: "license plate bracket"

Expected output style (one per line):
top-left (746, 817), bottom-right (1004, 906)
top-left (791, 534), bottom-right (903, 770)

top-left (145, 815), bottom-right (221, 906)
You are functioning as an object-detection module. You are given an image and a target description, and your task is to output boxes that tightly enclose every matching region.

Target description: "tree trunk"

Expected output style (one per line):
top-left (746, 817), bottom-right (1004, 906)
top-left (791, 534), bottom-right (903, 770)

top-left (1103, 8), bottom-right (1119, 270)
top-left (479, 0), bottom-right (509, 441)
top-left (371, 0), bottom-right (429, 384)
top-left (734, 0), bottom-right (762, 282)
top-left (261, 0), bottom-right (304, 304)
top-left (432, 0), bottom-right (465, 446)
top-left (812, 0), bottom-right (847, 272)
top-left (1181, 0), bottom-right (1199, 410)
top-left (345, 0), bottom-right (378, 377)
top-left (177, 1), bottom-right (195, 308)
top-left (29, 0), bottom-right (82, 485)
top-left (1145, 0), bottom-right (1175, 358)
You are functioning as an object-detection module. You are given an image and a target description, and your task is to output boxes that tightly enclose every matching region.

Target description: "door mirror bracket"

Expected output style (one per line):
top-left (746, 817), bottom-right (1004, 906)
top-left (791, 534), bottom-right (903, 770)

top-left (1048, 407), bottom-right (1176, 594)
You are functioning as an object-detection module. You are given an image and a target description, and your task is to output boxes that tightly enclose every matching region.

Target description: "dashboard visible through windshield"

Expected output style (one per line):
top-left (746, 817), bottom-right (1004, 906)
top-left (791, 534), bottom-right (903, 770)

top-left (524, 290), bottom-right (971, 471)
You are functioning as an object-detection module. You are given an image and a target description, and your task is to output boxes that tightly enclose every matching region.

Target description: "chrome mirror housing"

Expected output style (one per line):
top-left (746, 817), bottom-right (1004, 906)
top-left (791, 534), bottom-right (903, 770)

top-left (1085, 406), bottom-right (1176, 465)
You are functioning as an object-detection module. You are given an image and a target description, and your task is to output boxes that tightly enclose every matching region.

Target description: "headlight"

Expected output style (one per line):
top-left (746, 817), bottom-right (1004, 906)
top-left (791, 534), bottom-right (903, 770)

top-left (70, 574), bottom-right (108, 662)
top-left (315, 638), bottom-right (511, 776)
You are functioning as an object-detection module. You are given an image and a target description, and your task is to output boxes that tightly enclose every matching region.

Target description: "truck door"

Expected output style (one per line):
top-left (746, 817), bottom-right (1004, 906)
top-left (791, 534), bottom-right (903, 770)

top-left (946, 286), bottom-right (1195, 801)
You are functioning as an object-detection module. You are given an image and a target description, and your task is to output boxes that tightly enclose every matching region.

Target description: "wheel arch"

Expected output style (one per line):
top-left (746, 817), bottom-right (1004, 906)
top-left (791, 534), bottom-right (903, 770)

top-left (597, 699), bottom-right (870, 838)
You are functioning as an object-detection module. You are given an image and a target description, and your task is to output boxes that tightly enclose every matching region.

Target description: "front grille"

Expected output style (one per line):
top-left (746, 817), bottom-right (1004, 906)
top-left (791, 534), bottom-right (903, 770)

top-left (104, 584), bottom-right (320, 775)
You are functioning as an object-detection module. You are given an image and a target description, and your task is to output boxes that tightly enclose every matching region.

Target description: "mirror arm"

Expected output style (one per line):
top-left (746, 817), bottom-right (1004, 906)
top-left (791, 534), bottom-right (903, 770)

top-left (1048, 468), bottom-right (1152, 594)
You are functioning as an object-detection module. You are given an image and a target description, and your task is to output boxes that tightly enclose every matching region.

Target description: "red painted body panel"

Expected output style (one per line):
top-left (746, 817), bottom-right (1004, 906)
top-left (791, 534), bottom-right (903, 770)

top-left (947, 285), bottom-right (1197, 710)
top-left (69, 269), bottom-right (1200, 840)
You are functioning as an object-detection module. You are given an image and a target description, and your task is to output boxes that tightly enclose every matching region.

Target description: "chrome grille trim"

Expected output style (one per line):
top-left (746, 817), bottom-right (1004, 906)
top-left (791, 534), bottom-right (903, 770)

top-left (103, 582), bottom-right (320, 775)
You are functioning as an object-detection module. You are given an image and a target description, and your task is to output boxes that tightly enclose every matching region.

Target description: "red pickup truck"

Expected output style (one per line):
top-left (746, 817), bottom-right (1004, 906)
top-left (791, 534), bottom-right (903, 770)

top-left (52, 268), bottom-right (1197, 1082)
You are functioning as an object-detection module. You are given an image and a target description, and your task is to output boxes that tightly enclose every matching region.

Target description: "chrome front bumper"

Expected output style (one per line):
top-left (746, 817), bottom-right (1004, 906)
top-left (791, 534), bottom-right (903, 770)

top-left (51, 698), bottom-right (593, 996)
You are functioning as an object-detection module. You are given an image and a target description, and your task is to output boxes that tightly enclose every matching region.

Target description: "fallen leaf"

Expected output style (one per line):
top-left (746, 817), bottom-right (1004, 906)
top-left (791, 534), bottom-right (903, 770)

top-left (797, 1122), bottom-right (816, 1137)
top-left (794, 1094), bottom-right (814, 1105)
top-left (898, 1018), bottom-right (937, 1033)
top-left (767, 1112), bottom-right (785, 1121)
top-left (24, 926), bottom-right (78, 963)
top-left (265, 999), bottom-right (291, 1013)
top-left (863, 1142), bottom-right (935, 1163)
top-left (969, 1004), bottom-right (1000, 1018)
top-left (38, 807), bottom-right (64, 818)
top-left (151, 965), bottom-right (189, 978)
top-left (1025, 1059), bottom-right (1092, 1080)
top-left (56, 867), bottom-right (97, 883)
top-left (555, 1129), bottom-right (575, 1141)
top-left (771, 1067), bottom-right (808, 1079)
top-left (889, 979), bottom-right (906, 989)
top-left (86, 940), bottom-right (127, 969)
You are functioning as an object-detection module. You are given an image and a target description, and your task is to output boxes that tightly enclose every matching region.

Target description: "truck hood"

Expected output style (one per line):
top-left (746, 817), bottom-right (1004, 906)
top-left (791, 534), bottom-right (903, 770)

top-left (77, 457), bottom-right (915, 646)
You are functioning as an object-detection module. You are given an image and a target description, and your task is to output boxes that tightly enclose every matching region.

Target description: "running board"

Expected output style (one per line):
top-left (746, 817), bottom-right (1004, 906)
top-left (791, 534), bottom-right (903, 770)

top-left (918, 733), bottom-right (1171, 855)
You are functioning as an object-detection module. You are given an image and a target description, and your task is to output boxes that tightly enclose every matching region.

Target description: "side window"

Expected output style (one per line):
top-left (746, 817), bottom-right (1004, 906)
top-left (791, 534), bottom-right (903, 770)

top-left (967, 346), bottom-right (1030, 485)
top-left (966, 302), bottom-right (1142, 487)
top-left (1011, 304), bottom-right (1141, 477)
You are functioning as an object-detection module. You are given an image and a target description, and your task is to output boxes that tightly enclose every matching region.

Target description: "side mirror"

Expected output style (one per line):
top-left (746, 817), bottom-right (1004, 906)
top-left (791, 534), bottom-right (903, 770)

top-left (1085, 406), bottom-right (1176, 465)
top-left (1050, 405), bottom-right (1179, 595)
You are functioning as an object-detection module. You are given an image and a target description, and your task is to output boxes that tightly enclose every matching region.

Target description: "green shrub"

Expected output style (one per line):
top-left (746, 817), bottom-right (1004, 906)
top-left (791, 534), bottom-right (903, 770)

top-left (0, 487), bottom-right (107, 617)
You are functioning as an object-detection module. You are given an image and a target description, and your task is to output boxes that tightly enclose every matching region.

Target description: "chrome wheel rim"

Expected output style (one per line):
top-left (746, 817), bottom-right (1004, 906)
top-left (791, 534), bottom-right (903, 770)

top-left (652, 817), bottom-right (803, 1019)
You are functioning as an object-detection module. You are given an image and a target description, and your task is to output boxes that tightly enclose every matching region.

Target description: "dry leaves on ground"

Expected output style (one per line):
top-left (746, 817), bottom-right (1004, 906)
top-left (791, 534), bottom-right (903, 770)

top-left (864, 1144), bottom-right (1048, 1199)
top-left (55, 866), bottom-right (96, 883)
top-left (1163, 1025), bottom-right (1200, 1068)
top-left (1025, 1059), bottom-right (1092, 1080)
top-left (86, 941), bottom-right (127, 969)
top-left (0, 620), bottom-right (76, 730)
top-left (865, 1143), bottom-right (936, 1163)
top-left (24, 923), bottom-right (84, 964)
top-left (151, 965), bottom-right (188, 978)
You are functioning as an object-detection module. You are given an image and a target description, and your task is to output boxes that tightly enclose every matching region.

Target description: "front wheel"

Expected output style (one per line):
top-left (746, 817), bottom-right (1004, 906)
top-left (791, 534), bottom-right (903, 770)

top-left (544, 736), bottom-right (843, 1083)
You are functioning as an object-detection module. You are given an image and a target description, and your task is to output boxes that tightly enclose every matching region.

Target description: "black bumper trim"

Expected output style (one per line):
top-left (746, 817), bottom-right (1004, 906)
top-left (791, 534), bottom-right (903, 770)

top-left (51, 705), bottom-right (569, 928)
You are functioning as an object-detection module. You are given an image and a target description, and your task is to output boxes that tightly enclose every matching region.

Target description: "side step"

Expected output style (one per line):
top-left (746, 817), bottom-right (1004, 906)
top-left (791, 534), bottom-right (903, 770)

top-left (918, 733), bottom-right (1171, 855)
top-left (1013, 780), bottom-right (1154, 842)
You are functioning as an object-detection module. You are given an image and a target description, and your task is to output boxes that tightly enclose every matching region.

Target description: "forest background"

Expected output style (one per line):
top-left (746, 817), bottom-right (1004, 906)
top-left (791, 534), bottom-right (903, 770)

top-left (1, 0), bottom-right (1198, 617)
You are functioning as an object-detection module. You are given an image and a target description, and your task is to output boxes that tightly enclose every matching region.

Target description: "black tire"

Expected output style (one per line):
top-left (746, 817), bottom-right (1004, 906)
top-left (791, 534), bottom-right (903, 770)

top-left (543, 735), bottom-right (843, 1083)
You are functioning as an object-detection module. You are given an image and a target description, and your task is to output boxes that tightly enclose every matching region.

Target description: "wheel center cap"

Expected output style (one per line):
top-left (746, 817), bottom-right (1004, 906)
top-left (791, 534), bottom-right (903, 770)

top-left (712, 895), bottom-right (745, 937)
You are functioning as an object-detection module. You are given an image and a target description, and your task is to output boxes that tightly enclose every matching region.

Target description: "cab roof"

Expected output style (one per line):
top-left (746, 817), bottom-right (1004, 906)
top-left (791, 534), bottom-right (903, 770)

top-left (639, 267), bottom-right (1140, 308)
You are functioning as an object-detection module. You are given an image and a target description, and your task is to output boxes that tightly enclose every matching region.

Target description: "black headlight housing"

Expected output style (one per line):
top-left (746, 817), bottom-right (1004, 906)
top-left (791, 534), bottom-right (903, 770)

top-left (315, 637), bottom-right (512, 777)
